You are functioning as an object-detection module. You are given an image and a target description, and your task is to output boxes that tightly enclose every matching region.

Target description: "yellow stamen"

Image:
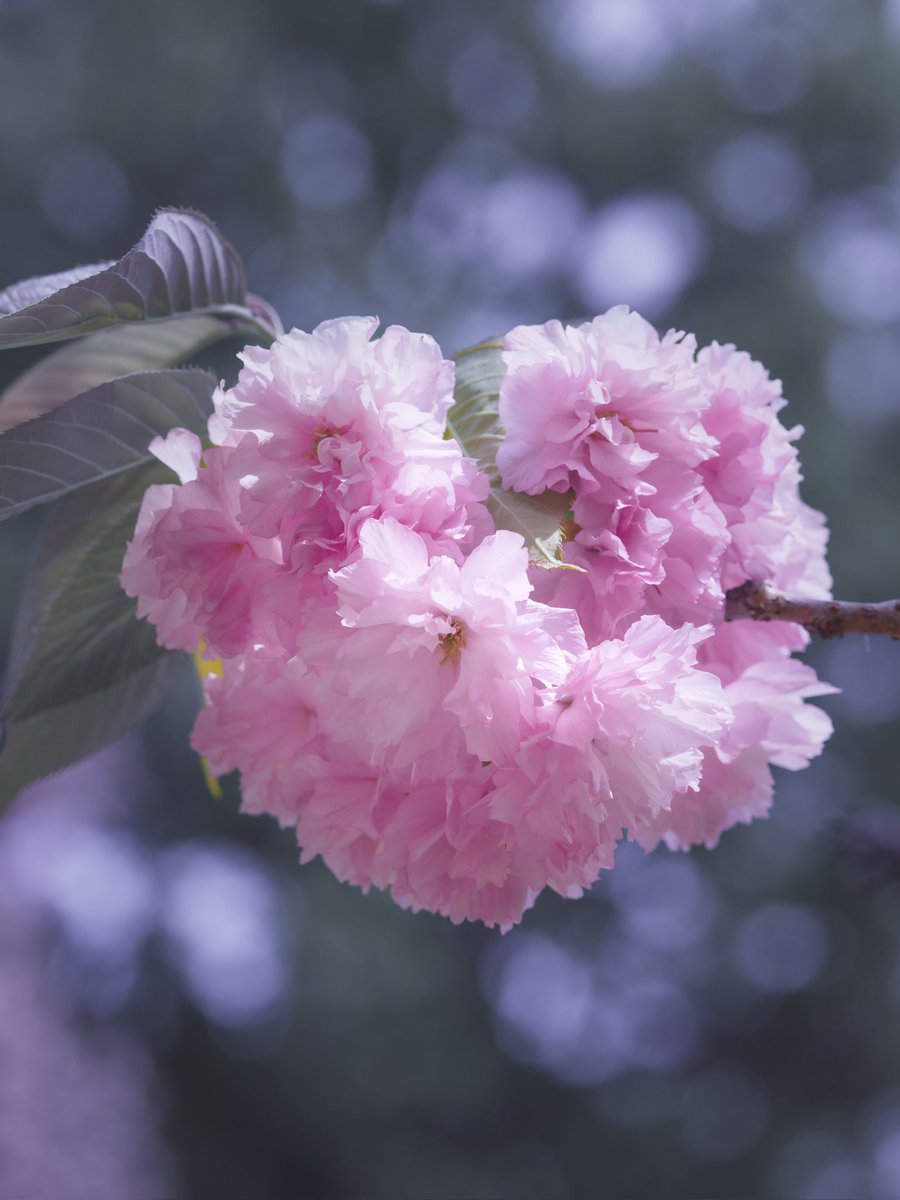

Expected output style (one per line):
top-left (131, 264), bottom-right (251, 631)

top-left (307, 424), bottom-right (345, 460)
top-left (594, 407), bottom-right (658, 435)
top-left (438, 618), bottom-right (467, 666)
top-left (193, 640), bottom-right (224, 798)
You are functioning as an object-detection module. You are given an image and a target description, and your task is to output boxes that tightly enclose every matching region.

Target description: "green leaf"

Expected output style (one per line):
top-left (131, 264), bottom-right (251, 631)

top-left (3, 463), bottom-right (173, 721)
top-left (0, 368), bottom-right (215, 521)
top-left (449, 340), bottom-right (576, 569)
top-left (0, 654), bottom-right (186, 811)
top-left (0, 462), bottom-right (184, 808)
top-left (0, 313), bottom-right (229, 432)
top-left (0, 207), bottom-right (274, 355)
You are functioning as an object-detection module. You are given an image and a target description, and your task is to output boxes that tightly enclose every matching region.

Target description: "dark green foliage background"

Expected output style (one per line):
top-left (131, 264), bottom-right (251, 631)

top-left (2, 1), bottom-right (900, 1197)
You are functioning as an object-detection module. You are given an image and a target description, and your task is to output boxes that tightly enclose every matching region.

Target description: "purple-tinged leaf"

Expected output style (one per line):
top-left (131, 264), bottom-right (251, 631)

top-left (0, 208), bottom-right (251, 351)
top-left (0, 261), bottom-right (115, 314)
top-left (245, 292), bottom-right (285, 340)
top-left (0, 315), bottom-right (227, 432)
top-left (0, 368), bottom-right (215, 521)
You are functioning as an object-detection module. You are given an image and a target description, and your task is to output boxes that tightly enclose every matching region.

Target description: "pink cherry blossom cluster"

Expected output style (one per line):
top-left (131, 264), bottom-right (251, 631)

top-left (121, 310), bottom-right (834, 929)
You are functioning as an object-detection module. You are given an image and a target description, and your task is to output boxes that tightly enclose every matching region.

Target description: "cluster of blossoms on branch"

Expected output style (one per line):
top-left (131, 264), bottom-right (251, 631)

top-left (121, 309), bottom-right (834, 929)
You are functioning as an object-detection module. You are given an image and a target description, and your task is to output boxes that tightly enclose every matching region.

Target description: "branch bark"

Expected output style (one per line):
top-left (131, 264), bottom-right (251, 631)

top-left (724, 581), bottom-right (900, 639)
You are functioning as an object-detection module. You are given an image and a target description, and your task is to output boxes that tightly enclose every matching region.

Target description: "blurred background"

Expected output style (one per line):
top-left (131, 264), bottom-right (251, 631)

top-left (2, 0), bottom-right (900, 1196)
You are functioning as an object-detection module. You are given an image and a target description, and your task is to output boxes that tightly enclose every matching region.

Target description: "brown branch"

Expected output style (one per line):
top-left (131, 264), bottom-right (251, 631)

top-left (724, 581), bottom-right (900, 639)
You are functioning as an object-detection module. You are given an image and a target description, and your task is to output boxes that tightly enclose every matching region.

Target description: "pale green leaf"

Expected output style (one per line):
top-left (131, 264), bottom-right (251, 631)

top-left (449, 340), bottom-right (576, 569)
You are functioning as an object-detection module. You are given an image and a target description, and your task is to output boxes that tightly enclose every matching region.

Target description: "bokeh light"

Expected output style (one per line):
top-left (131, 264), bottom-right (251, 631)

top-left (37, 141), bottom-right (132, 244)
top-left (733, 902), bottom-right (829, 993)
top-left (800, 198), bottom-right (900, 325)
top-left (280, 115), bottom-right (373, 211)
top-left (534, 0), bottom-right (676, 90)
top-left (159, 843), bottom-right (290, 1029)
top-left (825, 331), bottom-right (900, 425)
top-left (574, 193), bottom-right (707, 316)
top-left (707, 131), bottom-right (810, 233)
top-left (2, 0), bottom-right (900, 1195)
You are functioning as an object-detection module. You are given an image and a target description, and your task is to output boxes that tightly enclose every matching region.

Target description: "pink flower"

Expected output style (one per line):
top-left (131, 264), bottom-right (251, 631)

top-left (638, 621), bottom-right (836, 850)
top-left (191, 652), bottom-right (324, 823)
top-left (121, 431), bottom-right (282, 657)
top-left (697, 342), bottom-right (831, 598)
top-left (548, 616), bottom-right (731, 827)
top-left (480, 616), bottom-right (729, 861)
top-left (493, 312), bottom-right (834, 875)
top-left (499, 310), bottom-right (728, 638)
top-left (211, 317), bottom-right (489, 562)
top-left (497, 308), bottom-right (713, 496)
top-left (460, 616), bottom-right (732, 917)
top-left (298, 766), bottom-right (539, 931)
top-left (384, 779), bottom-right (540, 931)
top-left (326, 517), bottom-right (585, 771)
top-left (122, 309), bottom-right (836, 931)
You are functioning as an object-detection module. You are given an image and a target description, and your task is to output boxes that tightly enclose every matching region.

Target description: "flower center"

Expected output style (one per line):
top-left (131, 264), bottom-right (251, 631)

top-left (438, 617), bottom-right (467, 666)
top-left (307, 424), bottom-right (347, 461)
top-left (594, 406), bottom-right (657, 436)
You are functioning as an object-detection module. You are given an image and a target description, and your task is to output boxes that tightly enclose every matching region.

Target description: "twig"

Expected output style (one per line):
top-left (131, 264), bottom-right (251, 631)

top-left (724, 580), bottom-right (900, 639)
